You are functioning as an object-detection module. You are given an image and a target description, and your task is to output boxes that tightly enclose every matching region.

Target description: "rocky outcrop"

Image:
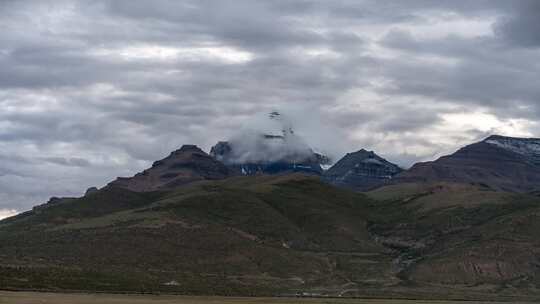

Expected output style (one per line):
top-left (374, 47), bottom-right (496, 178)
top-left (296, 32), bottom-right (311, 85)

top-left (323, 149), bottom-right (402, 191)
top-left (84, 187), bottom-right (99, 196)
top-left (32, 196), bottom-right (76, 212)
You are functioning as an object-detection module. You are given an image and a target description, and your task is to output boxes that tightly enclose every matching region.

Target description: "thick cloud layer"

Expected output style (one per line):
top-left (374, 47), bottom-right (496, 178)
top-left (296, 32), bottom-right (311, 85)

top-left (1, 0), bottom-right (540, 215)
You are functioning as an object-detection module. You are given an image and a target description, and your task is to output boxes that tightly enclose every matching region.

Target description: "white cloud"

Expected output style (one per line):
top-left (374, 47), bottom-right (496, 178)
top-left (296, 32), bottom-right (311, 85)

top-left (398, 13), bottom-right (497, 39)
top-left (0, 209), bottom-right (18, 220)
top-left (90, 45), bottom-right (254, 63)
top-left (440, 111), bottom-right (535, 137)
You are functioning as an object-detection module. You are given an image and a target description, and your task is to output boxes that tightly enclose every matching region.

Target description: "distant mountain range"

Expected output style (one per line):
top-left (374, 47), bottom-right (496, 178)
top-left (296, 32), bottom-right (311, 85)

top-left (2, 115), bottom-right (540, 300)
top-left (101, 111), bottom-right (540, 195)
top-left (81, 129), bottom-right (540, 195)
top-left (207, 128), bottom-right (540, 194)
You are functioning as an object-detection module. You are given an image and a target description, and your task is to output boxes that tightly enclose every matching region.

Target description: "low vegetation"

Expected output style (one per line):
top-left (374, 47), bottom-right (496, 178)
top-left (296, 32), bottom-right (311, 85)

top-left (1, 175), bottom-right (540, 301)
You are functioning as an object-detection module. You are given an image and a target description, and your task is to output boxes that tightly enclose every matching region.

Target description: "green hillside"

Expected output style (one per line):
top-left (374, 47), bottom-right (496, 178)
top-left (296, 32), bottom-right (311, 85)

top-left (0, 175), bottom-right (393, 296)
top-left (367, 182), bottom-right (540, 288)
top-left (1, 176), bottom-right (540, 301)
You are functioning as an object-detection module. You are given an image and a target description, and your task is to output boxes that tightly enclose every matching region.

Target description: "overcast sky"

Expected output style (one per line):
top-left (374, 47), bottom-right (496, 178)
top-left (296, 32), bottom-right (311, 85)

top-left (1, 0), bottom-right (540, 216)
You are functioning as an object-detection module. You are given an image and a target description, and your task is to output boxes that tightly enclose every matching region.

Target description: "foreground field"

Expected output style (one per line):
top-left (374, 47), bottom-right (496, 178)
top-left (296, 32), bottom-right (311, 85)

top-left (0, 292), bottom-right (536, 304)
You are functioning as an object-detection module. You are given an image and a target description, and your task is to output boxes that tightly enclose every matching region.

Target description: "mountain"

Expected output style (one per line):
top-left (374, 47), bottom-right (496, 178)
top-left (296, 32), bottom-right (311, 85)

top-left (2, 175), bottom-right (540, 300)
top-left (323, 149), bottom-right (403, 191)
top-left (107, 145), bottom-right (231, 192)
top-left (3, 136), bottom-right (540, 300)
top-left (210, 141), bottom-right (326, 175)
top-left (210, 112), bottom-right (329, 175)
top-left (397, 135), bottom-right (540, 192)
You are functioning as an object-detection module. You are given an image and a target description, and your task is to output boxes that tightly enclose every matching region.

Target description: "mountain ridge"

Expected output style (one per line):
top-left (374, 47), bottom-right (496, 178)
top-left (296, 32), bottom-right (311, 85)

top-left (2, 134), bottom-right (540, 300)
top-left (106, 144), bottom-right (232, 192)
top-left (397, 134), bottom-right (540, 192)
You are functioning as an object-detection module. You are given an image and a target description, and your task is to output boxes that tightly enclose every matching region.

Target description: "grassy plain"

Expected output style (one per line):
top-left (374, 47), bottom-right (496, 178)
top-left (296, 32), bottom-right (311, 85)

top-left (0, 291), bottom-right (536, 304)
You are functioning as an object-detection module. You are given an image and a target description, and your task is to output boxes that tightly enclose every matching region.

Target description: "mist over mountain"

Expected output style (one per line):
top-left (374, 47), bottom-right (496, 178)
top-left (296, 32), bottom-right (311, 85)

top-left (210, 112), bottom-right (330, 175)
top-left (212, 112), bottom-right (317, 165)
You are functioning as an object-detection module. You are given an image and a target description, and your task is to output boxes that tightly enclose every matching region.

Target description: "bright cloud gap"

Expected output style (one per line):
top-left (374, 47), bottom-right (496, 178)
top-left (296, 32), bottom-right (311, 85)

top-left (90, 45), bottom-right (254, 63)
top-left (0, 209), bottom-right (18, 220)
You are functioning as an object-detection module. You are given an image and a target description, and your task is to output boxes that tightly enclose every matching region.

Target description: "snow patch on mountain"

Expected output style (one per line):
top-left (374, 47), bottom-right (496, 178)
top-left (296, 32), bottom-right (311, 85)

top-left (484, 136), bottom-right (540, 157)
top-left (362, 158), bottom-right (384, 165)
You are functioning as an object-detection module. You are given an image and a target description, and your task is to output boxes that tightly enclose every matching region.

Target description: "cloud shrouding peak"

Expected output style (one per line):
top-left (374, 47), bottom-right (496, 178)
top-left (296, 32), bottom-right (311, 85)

top-left (1, 0), bottom-right (540, 214)
top-left (214, 111), bottom-right (317, 164)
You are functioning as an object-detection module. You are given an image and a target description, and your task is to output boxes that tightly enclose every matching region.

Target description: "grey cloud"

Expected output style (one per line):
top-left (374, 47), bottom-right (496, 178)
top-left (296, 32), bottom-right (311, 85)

top-left (40, 157), bottom-right (91, 167)
top-left (379, 28), bottom-right (540, 119)
top-left (1, 0), bottom-right (540, 213)
top-left (494, 1), bottom-right (540, 48)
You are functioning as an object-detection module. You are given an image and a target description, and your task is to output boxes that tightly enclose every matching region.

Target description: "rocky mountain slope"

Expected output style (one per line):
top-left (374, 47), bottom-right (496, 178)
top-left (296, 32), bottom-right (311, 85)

top-left (323, 149), bottom-right (402, 191)
top-left (398, 135), bottom-right (540, 192)
top-left (107, 145), bottom-right (231, 192)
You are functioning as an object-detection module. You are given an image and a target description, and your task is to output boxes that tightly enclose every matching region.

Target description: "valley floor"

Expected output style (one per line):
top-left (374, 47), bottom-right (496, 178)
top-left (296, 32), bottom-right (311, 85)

top-left (0, 292), bottom-right (536, 304)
